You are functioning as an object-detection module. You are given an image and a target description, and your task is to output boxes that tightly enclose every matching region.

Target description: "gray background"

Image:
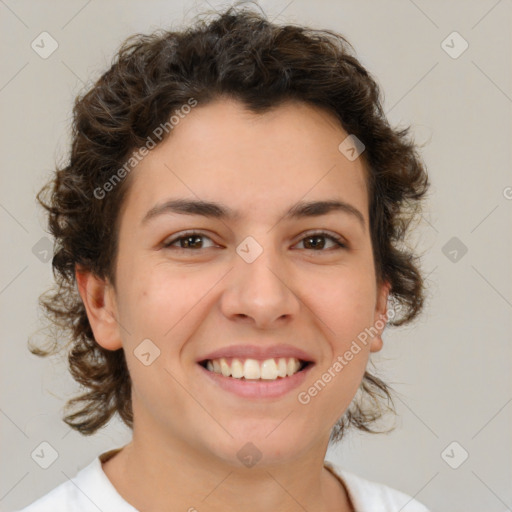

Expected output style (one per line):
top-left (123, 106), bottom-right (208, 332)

top-left (1, 1), bottom-right (511, 511)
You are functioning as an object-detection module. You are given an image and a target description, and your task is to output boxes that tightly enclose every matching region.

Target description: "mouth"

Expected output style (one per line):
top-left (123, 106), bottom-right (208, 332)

top-left (197, 357), bottom-right (315, 399)
top-left (198, 357), bottom-right (314, 381)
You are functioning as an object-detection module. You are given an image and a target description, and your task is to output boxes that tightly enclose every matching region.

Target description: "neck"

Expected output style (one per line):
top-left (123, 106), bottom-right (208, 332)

top-left (102, 430), bottom-right (353, 512)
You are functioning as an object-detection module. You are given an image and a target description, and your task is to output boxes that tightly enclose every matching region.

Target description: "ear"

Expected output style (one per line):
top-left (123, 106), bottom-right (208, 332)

top-left (75, 264), bottom-right (123, 351)
top-left (369, 279), bottom-right (392, 353)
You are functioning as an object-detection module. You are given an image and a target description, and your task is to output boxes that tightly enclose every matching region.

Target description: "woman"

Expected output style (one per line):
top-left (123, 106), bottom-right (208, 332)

top-left (19, 4), bottom-right (430, 511)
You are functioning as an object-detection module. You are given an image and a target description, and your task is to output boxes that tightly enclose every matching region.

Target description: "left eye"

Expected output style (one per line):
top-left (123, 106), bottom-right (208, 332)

top-left (162, 231), bottom-right (347, 251)
top-left (297, 232), bottom-right (347, 250)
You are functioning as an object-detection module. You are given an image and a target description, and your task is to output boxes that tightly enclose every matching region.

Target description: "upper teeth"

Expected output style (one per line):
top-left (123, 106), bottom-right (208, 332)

top-left (206, 357), bottom-right (303, 380)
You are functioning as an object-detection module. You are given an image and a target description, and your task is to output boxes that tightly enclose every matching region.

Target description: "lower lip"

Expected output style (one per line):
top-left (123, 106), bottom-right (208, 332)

top-left (197, 363), bottom-right (314, 399)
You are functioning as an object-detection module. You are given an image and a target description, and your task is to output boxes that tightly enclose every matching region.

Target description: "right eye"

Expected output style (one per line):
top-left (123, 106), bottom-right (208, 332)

top-left (162, 231), bottom-right (217, 251)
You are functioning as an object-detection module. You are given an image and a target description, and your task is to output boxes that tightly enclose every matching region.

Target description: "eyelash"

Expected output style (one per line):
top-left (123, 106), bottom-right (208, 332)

top-left (162, 230), bottom-right (347, 252)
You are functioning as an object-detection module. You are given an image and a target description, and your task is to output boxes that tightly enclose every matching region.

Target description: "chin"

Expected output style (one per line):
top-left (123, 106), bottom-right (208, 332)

top-left (205, 423), bottom-right (311, 469)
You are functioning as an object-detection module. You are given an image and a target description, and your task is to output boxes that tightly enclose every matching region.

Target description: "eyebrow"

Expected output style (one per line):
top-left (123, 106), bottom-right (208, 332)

top-left (141, 198), bottom-right (366, 231)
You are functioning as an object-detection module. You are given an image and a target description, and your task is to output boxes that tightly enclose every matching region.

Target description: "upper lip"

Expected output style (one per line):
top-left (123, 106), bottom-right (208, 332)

top-left (197, 344), bottom-right (316, 363)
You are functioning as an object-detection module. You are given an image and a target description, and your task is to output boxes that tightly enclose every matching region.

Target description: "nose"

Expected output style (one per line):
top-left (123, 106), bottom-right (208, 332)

top-left (219, 241), bottom-right (301, 329)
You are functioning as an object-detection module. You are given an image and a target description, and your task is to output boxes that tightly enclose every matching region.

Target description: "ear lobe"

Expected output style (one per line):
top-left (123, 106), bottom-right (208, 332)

top-left (75, 264), bottom-right (123, 351)
top-left (369, 280), bottom-right (392, 353)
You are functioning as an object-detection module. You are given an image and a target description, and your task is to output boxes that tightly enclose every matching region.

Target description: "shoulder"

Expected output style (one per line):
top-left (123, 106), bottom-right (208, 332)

top-left (13, 454), bottom-right (137, 512)
top-left (324, 460), bottom-right (431, 512)
top-left (14, 475), bottom-right (89, 512)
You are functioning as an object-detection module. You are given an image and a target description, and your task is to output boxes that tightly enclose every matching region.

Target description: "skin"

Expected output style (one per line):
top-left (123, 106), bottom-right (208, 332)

top-left (76, 98), bottom-right (390, 512)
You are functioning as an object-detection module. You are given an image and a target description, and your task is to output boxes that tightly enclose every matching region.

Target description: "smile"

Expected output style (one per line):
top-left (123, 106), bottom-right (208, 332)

top-left (197, 358), bottom-right (314, 399)
top-left (201, 357), bottom-right (311, 380)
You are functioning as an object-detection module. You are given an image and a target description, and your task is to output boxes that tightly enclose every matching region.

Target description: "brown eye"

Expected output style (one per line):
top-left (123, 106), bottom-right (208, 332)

top-left (296, 232), bottom-right (347, 251)
top-left (162, 232), bottom-right (216, 250)
top-left (162, 230), bottom-right (347, 252)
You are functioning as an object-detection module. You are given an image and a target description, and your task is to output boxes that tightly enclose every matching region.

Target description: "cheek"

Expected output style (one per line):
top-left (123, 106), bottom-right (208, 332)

top-left (308, 268), bottom-right (377, 342)
top-left (116, 266), bottom-right (205, 403)
top-left (304, 278), bottom-right (376, 420)
top-left (126, 269), bottom-right (201, 340)
top-left (117, 262), bottom-right (225, 375)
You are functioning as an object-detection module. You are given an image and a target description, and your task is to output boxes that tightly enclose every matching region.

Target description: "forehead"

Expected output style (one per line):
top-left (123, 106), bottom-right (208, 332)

top-left (120, 98), bottom-right (369, 228)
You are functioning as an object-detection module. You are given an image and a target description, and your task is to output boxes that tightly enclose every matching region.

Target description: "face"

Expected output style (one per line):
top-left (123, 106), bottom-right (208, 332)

top-left (79, 98), bottom-right (390, 467)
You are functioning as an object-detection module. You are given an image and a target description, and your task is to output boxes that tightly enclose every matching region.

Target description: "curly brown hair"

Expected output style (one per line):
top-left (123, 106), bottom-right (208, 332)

top-left (30, 2), bottom-right (429, 441)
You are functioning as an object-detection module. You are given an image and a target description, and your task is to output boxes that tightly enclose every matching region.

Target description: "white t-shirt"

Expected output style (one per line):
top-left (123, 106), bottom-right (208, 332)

top-left (14, 449), bottom-right (431, 511)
